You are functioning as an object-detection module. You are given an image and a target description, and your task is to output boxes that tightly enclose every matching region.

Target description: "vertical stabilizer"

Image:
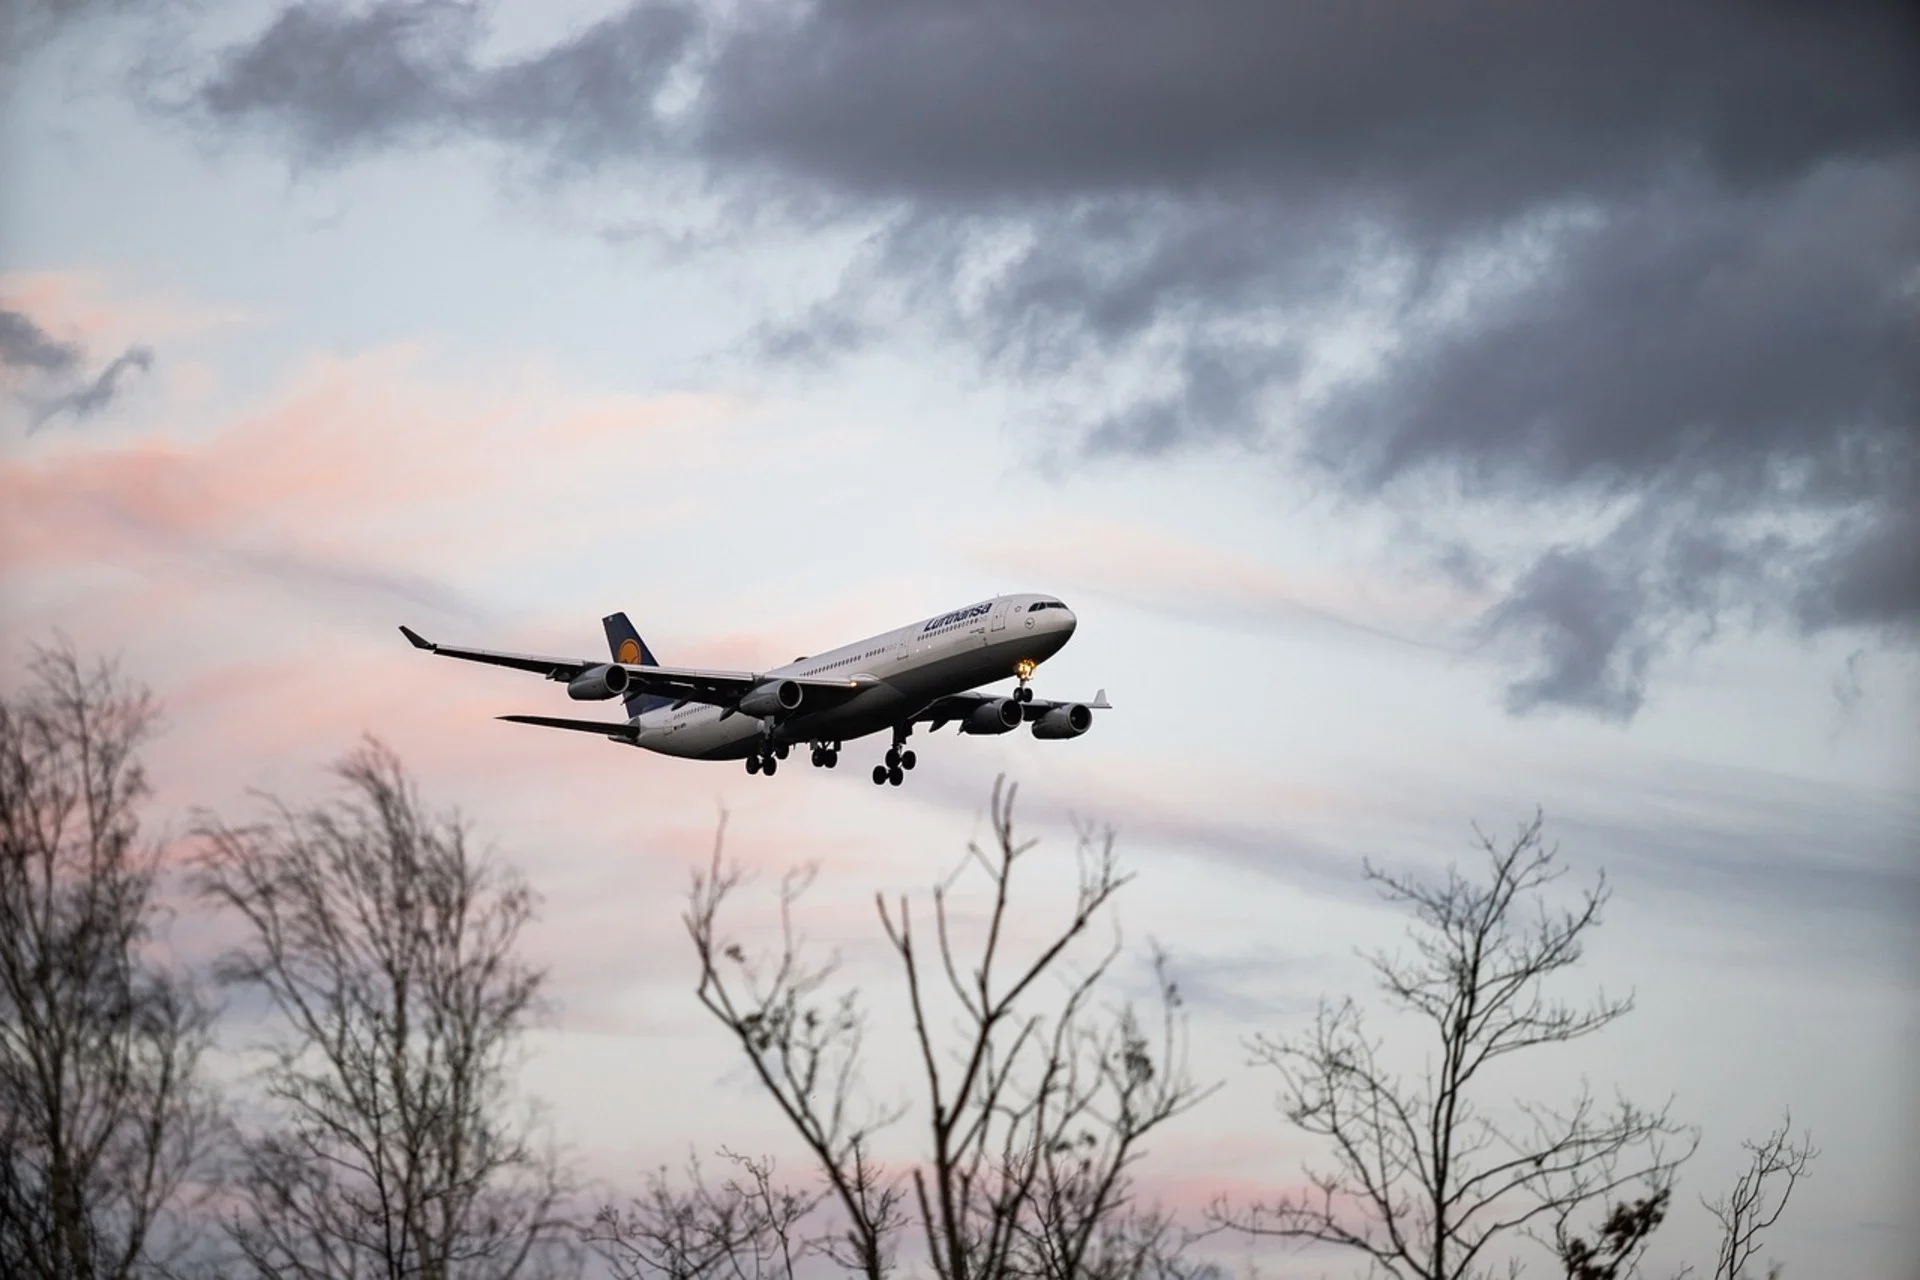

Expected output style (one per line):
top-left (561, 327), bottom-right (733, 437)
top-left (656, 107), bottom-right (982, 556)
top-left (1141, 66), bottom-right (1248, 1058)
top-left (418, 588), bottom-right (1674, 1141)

top-left (602, 613), bottom-right (671, 718)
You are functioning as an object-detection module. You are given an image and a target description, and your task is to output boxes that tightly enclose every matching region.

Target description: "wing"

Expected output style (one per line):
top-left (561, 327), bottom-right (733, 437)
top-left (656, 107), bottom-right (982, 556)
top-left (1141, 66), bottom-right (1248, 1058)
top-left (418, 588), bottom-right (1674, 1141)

top-left (497, 714), bottom-right (642, 741)
top-left (914, 687), bottom-right (1113, 730)
top-left (400, 626), bottom-right (869, 711)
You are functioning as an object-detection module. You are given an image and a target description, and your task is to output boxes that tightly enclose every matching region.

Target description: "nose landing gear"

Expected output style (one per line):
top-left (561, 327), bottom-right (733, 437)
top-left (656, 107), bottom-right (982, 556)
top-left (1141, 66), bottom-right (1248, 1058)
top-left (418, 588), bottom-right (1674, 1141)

top-left (1013, 657), bottom-right (1038, 702)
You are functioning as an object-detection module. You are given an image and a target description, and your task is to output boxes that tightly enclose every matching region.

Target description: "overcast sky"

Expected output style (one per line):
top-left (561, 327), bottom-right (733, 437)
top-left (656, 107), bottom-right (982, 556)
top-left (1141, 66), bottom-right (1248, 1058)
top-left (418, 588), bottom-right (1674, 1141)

top-left (3, 2), bottom-right (1917, 1276)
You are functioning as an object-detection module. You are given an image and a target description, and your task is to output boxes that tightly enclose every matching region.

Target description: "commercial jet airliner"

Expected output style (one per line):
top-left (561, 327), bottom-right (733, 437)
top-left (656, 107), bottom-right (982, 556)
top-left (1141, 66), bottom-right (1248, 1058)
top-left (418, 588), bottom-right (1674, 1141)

top-left (399, 593), bottom-right (1108, 787)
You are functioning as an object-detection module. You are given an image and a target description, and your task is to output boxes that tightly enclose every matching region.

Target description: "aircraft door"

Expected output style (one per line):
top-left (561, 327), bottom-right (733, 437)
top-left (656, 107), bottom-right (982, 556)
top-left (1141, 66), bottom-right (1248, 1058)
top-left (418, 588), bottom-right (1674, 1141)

top-left (991, 601), bottom-right (1009, 632)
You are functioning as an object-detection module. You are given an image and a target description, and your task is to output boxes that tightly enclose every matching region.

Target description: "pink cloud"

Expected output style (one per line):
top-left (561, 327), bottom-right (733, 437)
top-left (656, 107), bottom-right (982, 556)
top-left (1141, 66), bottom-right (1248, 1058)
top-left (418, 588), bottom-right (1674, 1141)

top-left (2, 270), bottom-right (257, 351)
top-left (1, 344), bottom-right (737, 590)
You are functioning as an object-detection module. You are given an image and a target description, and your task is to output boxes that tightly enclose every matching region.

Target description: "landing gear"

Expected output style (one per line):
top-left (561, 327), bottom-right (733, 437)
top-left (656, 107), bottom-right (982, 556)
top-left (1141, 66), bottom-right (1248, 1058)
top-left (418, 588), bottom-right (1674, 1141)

top-left (1013, 657), bottom-right (1038, 702)
top-left (748, 730), bottom-right (794, 778)
top-left (873, 727), bottom-right (915, 786)
top-left (810, 741), bottom-right (841, 768)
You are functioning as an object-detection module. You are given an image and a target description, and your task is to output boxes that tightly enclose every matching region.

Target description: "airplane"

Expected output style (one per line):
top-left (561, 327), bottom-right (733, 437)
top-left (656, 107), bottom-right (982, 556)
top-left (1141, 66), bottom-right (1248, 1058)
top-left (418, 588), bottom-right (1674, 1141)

top-left (398, 592), bottom-right (1110, 787)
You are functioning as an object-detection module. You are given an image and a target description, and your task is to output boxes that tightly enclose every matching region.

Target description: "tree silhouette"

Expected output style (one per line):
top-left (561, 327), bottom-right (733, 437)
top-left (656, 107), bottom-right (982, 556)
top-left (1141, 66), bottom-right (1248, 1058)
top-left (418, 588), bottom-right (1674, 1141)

top-left (0, 640), bottom-right (218, 1280)
top-left (615, 778), bottom-right (1214, 1280)
top-left (1704, 1113), bottom-right (1816, 1280)
top-left (1217, 811), bottom-right (1694, 1280)
top-left (195, 738), bottom-right (573, 1280)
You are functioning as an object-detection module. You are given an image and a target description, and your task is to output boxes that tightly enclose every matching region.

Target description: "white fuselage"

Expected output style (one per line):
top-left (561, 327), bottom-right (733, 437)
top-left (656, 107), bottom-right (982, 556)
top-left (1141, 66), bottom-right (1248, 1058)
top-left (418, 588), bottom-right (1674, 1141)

top-left (633, 593), bottom-right (1077, 759)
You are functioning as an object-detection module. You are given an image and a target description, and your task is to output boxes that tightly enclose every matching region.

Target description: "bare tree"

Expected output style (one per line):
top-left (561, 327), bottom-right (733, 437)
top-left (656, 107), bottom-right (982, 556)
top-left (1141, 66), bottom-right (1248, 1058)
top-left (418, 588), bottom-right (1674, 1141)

top-left (587, 1150), bottom-right (820, 1280)
top-left (1703, 1114), bottom-right (1816, 1280)
top-left (194, 738), bottom-right (573, 1280)
top-left (669, 778), bottom-right (1213, 1280)
top-left (1552, 1187), bottom-right (1669, 1280)
top-left (1217, 811), bottom-right (1694, 1280)
top-left (0, 640), bottom-right (219, 1280)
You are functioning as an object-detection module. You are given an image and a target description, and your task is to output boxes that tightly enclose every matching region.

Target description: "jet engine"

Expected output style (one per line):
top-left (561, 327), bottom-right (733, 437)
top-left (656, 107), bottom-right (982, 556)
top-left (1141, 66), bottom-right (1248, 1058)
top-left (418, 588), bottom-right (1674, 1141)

top-left (1031, 703), bottom-right (1093, 739)
top-left (737, 678), bottom-right (804, 718)
top-left (959, 697), bottom-right (1023, 735)
top-left (567, 664), bottom-right (631, 700)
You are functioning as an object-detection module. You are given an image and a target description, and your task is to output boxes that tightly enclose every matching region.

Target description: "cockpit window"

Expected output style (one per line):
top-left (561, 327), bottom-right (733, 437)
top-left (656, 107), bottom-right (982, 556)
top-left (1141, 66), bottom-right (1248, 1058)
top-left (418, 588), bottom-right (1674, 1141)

top-left (1027, 601), bottom-right (1069, 612)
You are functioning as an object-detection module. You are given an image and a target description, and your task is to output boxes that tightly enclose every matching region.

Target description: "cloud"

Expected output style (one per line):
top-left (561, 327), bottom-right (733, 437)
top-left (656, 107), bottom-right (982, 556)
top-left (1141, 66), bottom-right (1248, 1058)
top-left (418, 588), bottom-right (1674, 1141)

top-left (2, 293), bottom-right (157, 429)
top-left (0, 343), bottom-right (735, 621)
top-left (190, 0), bottom-right (698, 169)
top-left (0, 307), bottom-right (83, 375)
top-left (29, 344), bottom-right (154, 429)
top-left (0, 0), bottom-right (139, 68)
top-left (167, 0), bottom-right (1920, 718)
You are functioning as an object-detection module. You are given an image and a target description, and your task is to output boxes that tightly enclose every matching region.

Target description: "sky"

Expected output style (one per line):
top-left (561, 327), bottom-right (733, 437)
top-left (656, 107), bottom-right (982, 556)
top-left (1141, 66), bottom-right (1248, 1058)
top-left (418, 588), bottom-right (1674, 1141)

top-left (2, 1), bottom-right (1917, 1276)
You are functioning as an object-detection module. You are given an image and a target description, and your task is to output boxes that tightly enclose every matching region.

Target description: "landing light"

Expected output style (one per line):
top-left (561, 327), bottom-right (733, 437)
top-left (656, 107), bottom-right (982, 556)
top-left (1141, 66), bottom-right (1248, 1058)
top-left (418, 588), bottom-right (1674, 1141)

top-left (1014, 658), bottom-right (1037, 680)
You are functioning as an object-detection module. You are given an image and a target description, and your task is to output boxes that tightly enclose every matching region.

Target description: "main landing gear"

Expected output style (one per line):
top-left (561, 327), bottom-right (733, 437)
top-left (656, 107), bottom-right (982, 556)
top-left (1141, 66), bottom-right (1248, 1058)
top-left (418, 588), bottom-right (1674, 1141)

top-left (871, 727), bottom-right (916, 787)
top-left (744, 741), bottom-right (791, 777)
top-left (748, 740), bottom-right (844, 777)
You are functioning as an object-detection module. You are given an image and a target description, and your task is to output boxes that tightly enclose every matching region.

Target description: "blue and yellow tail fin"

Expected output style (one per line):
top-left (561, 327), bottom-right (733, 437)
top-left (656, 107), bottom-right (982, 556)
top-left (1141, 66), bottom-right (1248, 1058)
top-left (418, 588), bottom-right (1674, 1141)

top-left (602, 612), bottom-right (671, 718)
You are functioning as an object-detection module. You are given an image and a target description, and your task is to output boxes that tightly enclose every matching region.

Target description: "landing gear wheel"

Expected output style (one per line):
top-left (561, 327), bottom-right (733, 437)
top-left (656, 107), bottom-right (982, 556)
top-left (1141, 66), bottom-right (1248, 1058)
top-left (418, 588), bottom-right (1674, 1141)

top-left (825, 750), bottom-right (839, 768)
top-left (746, 755), bottom-right (761, 775)
top-left (775, 743), bottom-right (790, 760)
top-left (888, 766), bottom-right (904, 786)
top-left (872, 764), bottom-right (889, 786)
top-left (810, 748), bottom-right (824, 767)
top-left (901, 750), bottom-right (917, 770)
top-left (1017, 685), bottom-right (1034, 702)
top-left (763, 756), bottom-right (777, 776)
top-left (885, 746), bottom-right (900, 769)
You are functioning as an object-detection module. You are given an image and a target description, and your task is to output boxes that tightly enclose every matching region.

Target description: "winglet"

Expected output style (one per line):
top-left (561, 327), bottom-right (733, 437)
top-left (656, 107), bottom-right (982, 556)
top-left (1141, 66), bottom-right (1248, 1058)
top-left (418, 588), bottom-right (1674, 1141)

top-left (1091, 688), bottom-right (1111, 708)
top-left (399, 625), bottom-right (435, 652)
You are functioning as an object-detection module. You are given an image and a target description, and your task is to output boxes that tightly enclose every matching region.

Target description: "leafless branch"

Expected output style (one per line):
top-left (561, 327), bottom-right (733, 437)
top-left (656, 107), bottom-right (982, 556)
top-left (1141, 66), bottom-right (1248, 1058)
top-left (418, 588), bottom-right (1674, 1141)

top-left (678, 777), bottom-right (1214, 1280)
top-left (0, 639), bottom-right (220, 1280)
top-left (1704, 1114), bottom-right (1816, 1280)
top-left (194, 737), bottom-right (574, 1280)
top-left (588, 1150), bottom-right (822, 1280)
top-left (1214, 810), bottom-right (1696, 1280)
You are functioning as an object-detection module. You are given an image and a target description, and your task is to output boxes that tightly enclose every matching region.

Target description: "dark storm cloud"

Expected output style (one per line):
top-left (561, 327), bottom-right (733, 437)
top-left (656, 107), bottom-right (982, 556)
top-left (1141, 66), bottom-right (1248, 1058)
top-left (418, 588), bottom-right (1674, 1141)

top-left (178, 0), bottom-right (1920, 716)
top-left (192, 0), bottom-right (697, 167)
top-left (699, 0), bottom-right (1914, 214)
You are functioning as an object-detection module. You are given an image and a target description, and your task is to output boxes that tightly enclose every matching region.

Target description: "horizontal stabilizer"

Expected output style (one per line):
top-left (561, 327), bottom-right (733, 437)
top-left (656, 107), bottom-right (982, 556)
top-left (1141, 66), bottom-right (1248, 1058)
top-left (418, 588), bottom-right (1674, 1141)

top-left (497, 714), bottom-right (640, 741)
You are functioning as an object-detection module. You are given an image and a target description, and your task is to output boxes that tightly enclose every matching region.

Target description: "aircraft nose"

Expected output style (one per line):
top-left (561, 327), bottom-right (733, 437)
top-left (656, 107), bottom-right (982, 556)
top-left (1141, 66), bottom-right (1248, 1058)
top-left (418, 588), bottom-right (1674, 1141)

top-left (1060, 605), bottom-right (1077, 633)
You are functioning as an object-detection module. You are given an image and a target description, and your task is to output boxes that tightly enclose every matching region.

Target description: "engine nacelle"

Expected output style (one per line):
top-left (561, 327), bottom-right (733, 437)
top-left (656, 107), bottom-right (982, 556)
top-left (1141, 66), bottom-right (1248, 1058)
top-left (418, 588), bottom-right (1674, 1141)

top-left (960, 697), bottom-right (1023, 735)
top-left (567, 664), bottom-right (631, 701)
top-left (736, 678), bottom-right (804, 718)
top-left (1030, 703), bottom-right (1093, 739)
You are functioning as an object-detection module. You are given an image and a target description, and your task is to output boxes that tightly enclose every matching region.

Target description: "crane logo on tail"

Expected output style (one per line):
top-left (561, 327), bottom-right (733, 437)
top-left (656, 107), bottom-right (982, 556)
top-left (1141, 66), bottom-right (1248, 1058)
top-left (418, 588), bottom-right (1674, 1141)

top-left (616, 638), bottom-right (641, 665)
